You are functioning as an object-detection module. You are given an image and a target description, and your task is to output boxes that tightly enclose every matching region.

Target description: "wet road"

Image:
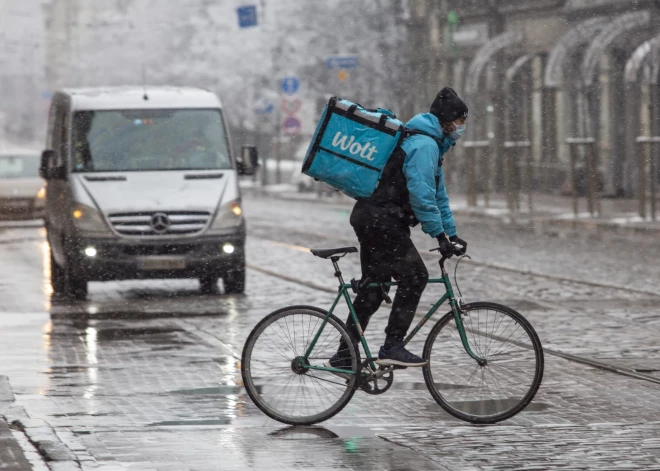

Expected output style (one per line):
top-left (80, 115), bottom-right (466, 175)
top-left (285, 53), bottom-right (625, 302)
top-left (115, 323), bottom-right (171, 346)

top-left (1, 194), bottom-right (660, 470)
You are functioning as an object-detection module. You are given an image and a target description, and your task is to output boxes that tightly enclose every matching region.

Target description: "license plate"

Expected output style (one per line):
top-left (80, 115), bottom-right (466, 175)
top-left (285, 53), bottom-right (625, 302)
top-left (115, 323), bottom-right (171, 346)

top-left (138, 256), bottom-right (186, 270)
top-left (2, 200), bottom-right (29, 211)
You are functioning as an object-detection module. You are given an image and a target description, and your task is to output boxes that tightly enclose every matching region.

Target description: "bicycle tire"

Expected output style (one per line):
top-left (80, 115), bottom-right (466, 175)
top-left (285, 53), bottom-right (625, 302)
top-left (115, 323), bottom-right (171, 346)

top-left (422, 302), bottom-right (544, 424)
top-left (241, 305), bottom-right (360, 425)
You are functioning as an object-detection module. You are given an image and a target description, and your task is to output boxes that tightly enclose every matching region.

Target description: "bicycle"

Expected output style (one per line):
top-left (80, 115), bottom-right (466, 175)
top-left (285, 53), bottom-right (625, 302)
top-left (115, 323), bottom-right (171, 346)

top-left (241, 245), bottom-right (544, 425)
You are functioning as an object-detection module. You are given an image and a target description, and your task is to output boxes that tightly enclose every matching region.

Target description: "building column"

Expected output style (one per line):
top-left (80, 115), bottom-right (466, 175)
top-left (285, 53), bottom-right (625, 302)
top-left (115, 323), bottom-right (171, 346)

top-left (598, 54), bottom-right (614, 195)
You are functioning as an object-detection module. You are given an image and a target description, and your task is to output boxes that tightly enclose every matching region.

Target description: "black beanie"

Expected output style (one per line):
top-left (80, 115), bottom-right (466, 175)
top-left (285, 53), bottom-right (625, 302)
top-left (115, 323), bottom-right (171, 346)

top-left (430, 87), bottom-right (468, 123)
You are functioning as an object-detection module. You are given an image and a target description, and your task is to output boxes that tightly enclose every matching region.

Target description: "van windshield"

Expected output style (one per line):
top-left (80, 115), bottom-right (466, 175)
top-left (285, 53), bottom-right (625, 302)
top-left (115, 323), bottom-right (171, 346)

top-left (0, 155), bottom-right (40, 179)
top-left (71, 109), bottom-right (232, 172)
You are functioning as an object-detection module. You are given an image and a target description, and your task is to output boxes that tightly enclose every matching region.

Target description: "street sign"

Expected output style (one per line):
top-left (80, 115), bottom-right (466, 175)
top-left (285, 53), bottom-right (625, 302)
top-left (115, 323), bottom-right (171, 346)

top-left (282, 116), bottom-right (301, 135)
top-left (326, 56), bottom-right (359, 69)
top-left (280, 76), bottom-right (300, 95)
top-left (254, 98), bottom-right (274, 115)
top-left (237, 5), bottom-right (258, 28)
top-left (254, 103), bottom-right (274, 115)
top-left (281, 98), bottom-right (302, 115)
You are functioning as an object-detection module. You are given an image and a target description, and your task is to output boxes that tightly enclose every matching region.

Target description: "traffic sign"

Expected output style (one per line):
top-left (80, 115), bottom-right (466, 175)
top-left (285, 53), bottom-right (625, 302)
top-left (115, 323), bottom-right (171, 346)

top-left (326, 56), bottom-right (359, 69)
top-left (254, 98), bottom-right (274, 115)
top-left (282, 116), bottom-right (301, 135)
top-left (237, 5), bottom-right (258, 28)
top-left (281, 98), bottom-right (301, 115)
top-left (280, 76), bottom-right (300, 95)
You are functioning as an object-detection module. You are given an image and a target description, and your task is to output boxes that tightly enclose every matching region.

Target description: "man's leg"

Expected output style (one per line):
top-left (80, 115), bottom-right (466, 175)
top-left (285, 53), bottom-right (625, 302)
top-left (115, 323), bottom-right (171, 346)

top-left (377, 230), bottom-right (429, 366)
top-left (384, 237), bottom-right (428, 341)
top-left (332, 227), bottom-right (387, 366)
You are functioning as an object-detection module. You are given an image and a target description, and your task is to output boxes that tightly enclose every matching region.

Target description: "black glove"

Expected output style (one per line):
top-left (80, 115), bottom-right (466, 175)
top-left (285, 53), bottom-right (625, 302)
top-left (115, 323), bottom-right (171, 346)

top-left (436, 232), bottom-right (454, 258)
top-left (450, 235), bottom-right (467, 255)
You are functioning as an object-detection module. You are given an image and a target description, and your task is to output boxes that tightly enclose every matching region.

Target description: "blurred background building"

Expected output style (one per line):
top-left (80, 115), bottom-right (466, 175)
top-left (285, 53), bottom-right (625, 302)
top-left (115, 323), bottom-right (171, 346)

top-left (408, 0), bottom-right (660, 199)
top-left (2, 0), bottom-right (660, 201)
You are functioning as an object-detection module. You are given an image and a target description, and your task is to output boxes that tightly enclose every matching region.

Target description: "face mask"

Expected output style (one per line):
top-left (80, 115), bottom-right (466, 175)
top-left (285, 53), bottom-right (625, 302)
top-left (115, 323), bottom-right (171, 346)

top-left (450, 121), bottom-right (466, 141)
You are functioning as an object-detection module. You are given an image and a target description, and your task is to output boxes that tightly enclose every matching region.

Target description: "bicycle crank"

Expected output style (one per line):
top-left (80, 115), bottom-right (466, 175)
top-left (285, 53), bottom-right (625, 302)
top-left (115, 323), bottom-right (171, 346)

top-left (358, 364), bottom-right (395, 395)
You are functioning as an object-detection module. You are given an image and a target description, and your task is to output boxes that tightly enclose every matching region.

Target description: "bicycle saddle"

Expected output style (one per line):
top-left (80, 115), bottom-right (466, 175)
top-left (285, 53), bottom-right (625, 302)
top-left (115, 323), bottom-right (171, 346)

top-left (310, 247), bottom-right (357, 259)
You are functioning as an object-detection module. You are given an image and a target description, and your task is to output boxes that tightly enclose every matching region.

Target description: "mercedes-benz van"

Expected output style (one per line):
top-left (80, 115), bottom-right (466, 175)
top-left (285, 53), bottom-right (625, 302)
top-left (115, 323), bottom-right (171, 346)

top-left (40, 87), bottom-right (257, 299)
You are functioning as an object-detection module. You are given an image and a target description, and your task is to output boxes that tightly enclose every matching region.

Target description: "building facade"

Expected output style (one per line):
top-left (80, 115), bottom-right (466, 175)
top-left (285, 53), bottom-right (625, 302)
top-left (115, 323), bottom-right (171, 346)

top-left (408, 0), bottom-right (660, 198)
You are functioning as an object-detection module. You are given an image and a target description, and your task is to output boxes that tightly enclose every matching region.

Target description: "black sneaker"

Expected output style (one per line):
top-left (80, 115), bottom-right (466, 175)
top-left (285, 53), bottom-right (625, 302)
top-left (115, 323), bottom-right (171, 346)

top-left (376, 341), bottom-right (428, 367)
top-left (324, 352), bottom-right (353, 380)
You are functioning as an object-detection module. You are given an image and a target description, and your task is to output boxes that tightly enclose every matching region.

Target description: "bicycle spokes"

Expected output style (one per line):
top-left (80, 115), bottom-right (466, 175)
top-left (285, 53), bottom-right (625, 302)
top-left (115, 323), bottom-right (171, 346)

top-left (424, 303), bottom-right (543, 423)
top-left (242, 307), bottom-right (359, 425)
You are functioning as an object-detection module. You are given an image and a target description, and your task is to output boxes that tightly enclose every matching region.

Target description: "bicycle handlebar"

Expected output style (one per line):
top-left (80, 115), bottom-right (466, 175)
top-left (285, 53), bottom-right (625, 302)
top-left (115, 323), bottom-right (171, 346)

top-left (430, 242), bottom-right (466, 274)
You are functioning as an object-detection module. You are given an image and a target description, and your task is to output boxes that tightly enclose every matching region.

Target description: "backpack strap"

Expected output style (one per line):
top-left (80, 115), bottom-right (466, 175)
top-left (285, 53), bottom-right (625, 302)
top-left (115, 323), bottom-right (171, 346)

top-left (403, 128), bottom-right (448, 149)
top-left (402, 128), bottom-right (450, 166)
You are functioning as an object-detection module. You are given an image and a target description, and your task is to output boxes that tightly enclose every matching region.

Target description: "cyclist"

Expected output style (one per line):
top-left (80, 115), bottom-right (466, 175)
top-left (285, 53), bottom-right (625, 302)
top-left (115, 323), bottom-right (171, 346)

top-left (330, 87), bottom-right (469, 369)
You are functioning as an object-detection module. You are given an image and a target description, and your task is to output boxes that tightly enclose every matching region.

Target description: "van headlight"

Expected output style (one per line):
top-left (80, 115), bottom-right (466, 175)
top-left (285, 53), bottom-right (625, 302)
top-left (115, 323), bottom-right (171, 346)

top-left (72, 203), bottom-right (110, 233)
top-left (209, 200), bottom-right (243, 233)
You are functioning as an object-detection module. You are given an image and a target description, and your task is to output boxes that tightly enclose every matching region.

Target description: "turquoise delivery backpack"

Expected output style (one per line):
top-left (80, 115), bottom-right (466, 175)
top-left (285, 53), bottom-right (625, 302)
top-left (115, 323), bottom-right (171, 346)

top-left (301, 97), bottom-right (405, 199)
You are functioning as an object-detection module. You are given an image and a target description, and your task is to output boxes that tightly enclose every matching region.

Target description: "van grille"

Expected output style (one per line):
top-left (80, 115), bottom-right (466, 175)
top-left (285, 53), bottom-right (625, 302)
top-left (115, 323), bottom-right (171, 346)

top-left (107, 211), bottom-right (211, 237)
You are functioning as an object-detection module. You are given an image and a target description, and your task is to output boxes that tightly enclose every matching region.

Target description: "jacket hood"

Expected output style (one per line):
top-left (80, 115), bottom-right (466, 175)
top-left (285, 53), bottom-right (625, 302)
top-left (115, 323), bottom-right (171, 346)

top-left (405, 113), bottom-right (446, 140)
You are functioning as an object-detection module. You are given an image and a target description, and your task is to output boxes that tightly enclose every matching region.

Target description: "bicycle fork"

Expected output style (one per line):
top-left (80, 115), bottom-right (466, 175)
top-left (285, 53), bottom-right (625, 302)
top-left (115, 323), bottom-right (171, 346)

top-left (443, 272), bottom-right (487, 366)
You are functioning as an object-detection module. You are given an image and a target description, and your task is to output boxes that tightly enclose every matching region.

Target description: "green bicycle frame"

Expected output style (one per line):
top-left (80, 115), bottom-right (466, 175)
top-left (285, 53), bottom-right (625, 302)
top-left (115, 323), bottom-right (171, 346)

top-left (302, 256), bottom-right (485, 375)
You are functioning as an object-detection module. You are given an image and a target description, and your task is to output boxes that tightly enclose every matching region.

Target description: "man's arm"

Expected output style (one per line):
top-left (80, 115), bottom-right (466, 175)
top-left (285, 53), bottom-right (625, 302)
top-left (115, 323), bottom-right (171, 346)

top-left (435, 167), bottom-right (456, 237)
top-left (402, 139), bottom-right (445, 237)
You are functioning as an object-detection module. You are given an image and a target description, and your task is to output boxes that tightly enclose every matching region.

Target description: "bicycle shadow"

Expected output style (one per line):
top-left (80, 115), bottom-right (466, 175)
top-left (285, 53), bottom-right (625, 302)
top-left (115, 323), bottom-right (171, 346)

top-left (265, 424), bottom-right (423, 468)
top-left (268, 425), bottom-right (340, 439)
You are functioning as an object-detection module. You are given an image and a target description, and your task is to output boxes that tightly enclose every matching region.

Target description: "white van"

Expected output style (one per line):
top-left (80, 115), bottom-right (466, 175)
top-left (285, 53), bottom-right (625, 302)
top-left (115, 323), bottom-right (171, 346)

top-left (40, 87), bottom-right (258, 300)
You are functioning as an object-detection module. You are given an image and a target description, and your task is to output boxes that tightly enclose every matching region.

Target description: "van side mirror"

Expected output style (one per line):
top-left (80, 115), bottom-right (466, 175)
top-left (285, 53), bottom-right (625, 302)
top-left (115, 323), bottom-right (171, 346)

top-left (40, 149), bottom-right (65, 180)
top-left (238, 146), bottom-right (259, 176)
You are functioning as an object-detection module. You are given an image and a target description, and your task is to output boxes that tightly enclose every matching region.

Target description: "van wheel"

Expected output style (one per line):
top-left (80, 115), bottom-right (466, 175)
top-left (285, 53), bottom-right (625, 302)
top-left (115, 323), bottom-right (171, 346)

top-left (50, 252), bottom-right (67, 297)
top-left (224, 267), bottom-right (245, 294)
top-left (199, 276), bottom-right (219, 294)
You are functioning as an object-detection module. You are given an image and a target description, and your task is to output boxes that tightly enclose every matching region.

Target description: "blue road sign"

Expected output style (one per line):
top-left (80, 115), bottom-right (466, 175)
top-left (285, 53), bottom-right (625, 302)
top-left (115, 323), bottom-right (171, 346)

top-left (280, 76), bottom-right (300, 95)
top-left (254, 99), bottom-right (274, 115)
top-left (326, 56), bottom-right (359, 69)
top-left (237, 5), bottom-right (258, 28)
top-left (282, 116), bottom-right (301, 135)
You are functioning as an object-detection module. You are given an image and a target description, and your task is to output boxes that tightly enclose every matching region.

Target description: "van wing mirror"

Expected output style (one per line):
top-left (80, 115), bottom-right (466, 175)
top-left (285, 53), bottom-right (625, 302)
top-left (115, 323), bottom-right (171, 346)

top-left (39, 149), bottom-right (54, 179)
top-left (238, 146), bottom-right (259, 176)
top-left (40, 149), bottom-right (65, 180)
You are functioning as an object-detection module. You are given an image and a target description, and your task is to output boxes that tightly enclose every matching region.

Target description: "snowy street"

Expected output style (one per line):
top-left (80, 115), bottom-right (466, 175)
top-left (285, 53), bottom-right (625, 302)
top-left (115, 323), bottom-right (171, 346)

top-left (0, 194), bottom-right (659, 470)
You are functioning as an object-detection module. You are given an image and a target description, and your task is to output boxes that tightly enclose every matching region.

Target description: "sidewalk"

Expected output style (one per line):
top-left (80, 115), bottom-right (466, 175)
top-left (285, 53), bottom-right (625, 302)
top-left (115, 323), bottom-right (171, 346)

top-left (242, 182), bottom-right (660, 238)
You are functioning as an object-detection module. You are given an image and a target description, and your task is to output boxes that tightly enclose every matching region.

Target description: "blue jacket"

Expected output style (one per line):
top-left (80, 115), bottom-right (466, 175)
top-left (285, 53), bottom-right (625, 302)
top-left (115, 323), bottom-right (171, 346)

top-left (400, 113), bottom-right (457, 238)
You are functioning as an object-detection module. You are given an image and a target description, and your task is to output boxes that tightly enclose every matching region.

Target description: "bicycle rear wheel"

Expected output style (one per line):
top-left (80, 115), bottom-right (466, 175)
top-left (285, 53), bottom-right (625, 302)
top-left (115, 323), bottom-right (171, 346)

top-left (241, 305), bottom-right (359, 425)
top-left (422, 302), bottom-right (544, 424)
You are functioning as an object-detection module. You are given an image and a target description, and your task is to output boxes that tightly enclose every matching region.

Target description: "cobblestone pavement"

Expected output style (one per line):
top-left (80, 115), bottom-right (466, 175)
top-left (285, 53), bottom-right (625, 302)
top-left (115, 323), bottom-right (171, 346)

top-left (0, 195), bottom-right (659, 469)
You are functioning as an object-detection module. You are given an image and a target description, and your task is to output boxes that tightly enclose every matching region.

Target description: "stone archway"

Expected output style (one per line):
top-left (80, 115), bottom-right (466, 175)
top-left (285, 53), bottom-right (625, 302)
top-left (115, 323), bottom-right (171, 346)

top-left (580, 11), bottom-right (651, 195)
top-left (623, 35), bottom-right (660, 195)
top-left (464, 31), bottom-right (525, 193)
top-left (541, 17), bottom-right (609, 171)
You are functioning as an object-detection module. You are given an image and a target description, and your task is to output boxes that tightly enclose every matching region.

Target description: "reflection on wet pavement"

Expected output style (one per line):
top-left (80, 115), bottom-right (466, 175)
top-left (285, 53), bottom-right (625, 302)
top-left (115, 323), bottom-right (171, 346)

top-left (1, 199), bottom-right (660, 469)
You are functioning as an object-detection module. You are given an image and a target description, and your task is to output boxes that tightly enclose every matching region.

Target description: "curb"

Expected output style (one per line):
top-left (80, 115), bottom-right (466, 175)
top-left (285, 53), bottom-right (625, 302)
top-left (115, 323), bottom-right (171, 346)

top-left (244, 188), bottom-right (660, 239)
top-left (0, 375), bottom-right (15, 402)
top-left (49, 306), bottom-right (233, 320)
top-left (8, 416), bottom-right (81, 470)
top-left (49, 298), bottom-right (237, 320)
top-left (0, 376), bottom-right (82, 470)
top-left (451, 207), bottom-right (660, 238)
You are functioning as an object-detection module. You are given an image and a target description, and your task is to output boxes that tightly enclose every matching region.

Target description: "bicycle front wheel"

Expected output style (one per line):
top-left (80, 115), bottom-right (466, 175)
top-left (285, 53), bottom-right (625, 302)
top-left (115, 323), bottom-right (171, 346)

top-left (423, 302), bottom-right (544, 424)
top-left (241, 305), bottom-right (359, 425)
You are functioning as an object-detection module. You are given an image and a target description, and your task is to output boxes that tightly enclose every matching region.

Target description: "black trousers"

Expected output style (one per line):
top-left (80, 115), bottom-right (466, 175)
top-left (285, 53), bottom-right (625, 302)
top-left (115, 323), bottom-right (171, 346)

top-left (342, 202), bottom-right (429, 349)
